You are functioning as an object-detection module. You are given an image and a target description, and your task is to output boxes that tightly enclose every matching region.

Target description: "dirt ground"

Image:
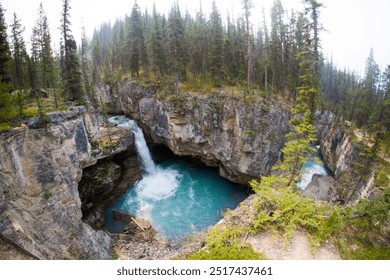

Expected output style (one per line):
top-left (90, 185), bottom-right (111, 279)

top-left (248, 230), bottom-right (341, 260)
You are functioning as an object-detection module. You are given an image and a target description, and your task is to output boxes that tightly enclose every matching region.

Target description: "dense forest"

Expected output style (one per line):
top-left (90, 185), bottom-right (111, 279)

top-left (0, 0), bottom-right (389, 149)
top-left (0, 0), bottom-right (389, 259)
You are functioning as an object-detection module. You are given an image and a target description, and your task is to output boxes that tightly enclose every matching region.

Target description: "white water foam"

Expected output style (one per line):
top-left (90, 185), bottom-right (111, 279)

top-left (297, 160), bottom-right (329, 190)
top-left (109, 116), bottom-right (181, 222)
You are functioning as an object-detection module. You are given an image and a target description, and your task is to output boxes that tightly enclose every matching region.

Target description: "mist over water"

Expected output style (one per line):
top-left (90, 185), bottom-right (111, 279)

top-left (105, 116), bottom-right (247, 242)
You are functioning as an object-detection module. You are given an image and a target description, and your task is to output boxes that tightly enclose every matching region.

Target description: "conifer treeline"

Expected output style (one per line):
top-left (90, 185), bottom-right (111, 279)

top-left (0, 0), bottom-right (389, 142)
top-left (90, 0), bottom-right (312, 99)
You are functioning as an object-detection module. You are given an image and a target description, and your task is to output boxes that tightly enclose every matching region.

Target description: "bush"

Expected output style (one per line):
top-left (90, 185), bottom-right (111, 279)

top-left (376, 171), bottom-right (389, 188)
top-left (188, 244), bottom-right (266, 260)
top-left (0, 122), bottom-right (13, 132)
top-left (0, 82), bottom-right (17, 122)
top-left (250, 176), bottom-right (347, 245)
top-left (186, 224), bottom-right (266, 260)
top-left (344, 246), bottom-right (390, 260)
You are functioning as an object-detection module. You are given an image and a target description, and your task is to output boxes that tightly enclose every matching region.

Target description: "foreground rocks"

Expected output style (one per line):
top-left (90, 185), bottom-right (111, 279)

top-left (303, 174), bottom-right (336, 201)
top-left (0, 107), bottom-right (135, 259)
top-left (111, 211), bottom-right (173, 259)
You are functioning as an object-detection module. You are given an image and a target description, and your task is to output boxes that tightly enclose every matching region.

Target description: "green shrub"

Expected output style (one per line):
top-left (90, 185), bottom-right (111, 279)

top-left (243, 129), bottom-right (256, 137)
top-left (344, 246), bottom-right (390, 260)
top-left (0, 122), bottom-right (13, 133)
top-left (188, 244), bottom-right (266, 260)
top-left (42, 189), bottom-right (52, 200)
top-left (23, 107), bottom-right (39, 118)
top-left (0, 82), bottom-right (17, 122)
top-left (376, 171), bottom-right (389, 188)
top-left (250, 177), bottom-right (347, 245)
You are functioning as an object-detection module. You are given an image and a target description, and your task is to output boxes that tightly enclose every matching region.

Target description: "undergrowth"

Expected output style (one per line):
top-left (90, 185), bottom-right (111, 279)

top-left (249, 175), bottom-right (390, 259)
top-left (186, 226), bottom-right (266, 260)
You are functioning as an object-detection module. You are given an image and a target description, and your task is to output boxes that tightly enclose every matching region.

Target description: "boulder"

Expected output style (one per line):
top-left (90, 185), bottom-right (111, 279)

top-left (303, 174), bottom-right (335, 201)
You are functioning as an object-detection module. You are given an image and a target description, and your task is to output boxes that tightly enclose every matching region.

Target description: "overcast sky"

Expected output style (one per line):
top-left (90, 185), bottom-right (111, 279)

top-left (2, 0), bottom-right (389, 76)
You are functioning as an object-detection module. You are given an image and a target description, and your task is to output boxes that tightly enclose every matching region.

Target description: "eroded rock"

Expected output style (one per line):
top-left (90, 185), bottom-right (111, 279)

top-left (303, 174), bottom-right (336, 201)
top-left (98, 81), bottom-right (291, 184)
top-left (0, 107), bottom-right (136, 259)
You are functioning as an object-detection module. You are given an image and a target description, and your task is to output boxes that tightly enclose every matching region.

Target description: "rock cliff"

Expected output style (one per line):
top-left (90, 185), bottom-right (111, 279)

top-left (320, 121), bottom-right (375, 203)
top-left (0, 107), bottom-right (135, 259)
top-left (99, 80), bottom-right (375, 202)
top-left (98, 81), bottom-right (291, 183)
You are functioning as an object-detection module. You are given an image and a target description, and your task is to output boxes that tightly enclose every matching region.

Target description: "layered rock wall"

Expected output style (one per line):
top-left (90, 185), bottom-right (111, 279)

top-left (0, 107), bottom-right (134, 259)
top-left (98, 81), bottom-right (291, 183)
top-left (320, 121), bottom-right (375, 203)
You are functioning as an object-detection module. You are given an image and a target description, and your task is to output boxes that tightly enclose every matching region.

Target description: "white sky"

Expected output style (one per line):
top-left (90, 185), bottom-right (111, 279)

top-left (2, 0), bottom-right (389, 76)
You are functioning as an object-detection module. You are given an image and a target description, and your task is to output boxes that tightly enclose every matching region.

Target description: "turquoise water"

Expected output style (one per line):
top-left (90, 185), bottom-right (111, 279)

top-left (297, 146), bottom-right (332, 190)
top-left (104, 159), bottom-right (247, 243)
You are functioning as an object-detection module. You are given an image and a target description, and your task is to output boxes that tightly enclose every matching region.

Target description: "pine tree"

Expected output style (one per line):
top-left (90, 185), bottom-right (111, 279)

top-left (60, 0), bottom-right (83, 102)
top-left (81, 27), bottom-right (98, 107)
top-left (188, 4), bottom-right (208, 81)
top-left (242, 0), bottom-right (254, 96)
top-left (148, 3), bottom-right (166, 78)
top-left (381, 66), bottom-right (390, 131)
top-left (303, 0), bottom-right (323, 76)
top-left (10, 13), bottom-right (27, 91)
top-left (10, 13), bottom-right (29, 117)
top-left (126, 1), bottom-right (145, 76)
top-left (262, 9), bottom-right (270, 96)
top-left (208, 1), bottom-right (224, 85)
top-left (273, 3), bottom-right (323, 187)
top-left (31, 3), bottom-right (56, 91)
top-left (270, 0), bottom-right (286, 93)
top-left (0, 3), bottom-right (11, 83)
top-left (223, 13), bottom-right (234, 82)
top-left (167, 1), bottom-right (187, 81)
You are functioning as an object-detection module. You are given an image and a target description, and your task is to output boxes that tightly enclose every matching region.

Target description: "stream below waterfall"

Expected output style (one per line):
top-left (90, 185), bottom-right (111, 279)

top-left (104, 116), bottom-right (247, 243)
top-left (297, 145), bottom-right (332, 190)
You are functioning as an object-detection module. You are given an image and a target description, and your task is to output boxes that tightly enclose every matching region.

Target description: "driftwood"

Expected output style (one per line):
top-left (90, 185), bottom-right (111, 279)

top-left (131, 217), bottom-right (145, 232)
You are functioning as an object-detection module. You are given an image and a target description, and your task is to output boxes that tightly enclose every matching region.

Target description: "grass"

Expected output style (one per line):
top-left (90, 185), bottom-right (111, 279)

top-left (0, 122), bottom-right (14, 133)
top-left (185, 226), bottom-right (267, 260)
top-left (0, 88), bottom-right (78, 133)
top-left (187, 244), bottom-right (267, 260)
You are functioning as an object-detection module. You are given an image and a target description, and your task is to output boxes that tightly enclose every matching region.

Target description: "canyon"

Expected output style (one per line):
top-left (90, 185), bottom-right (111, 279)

top-left (0, 80), bottom-right (375, 259)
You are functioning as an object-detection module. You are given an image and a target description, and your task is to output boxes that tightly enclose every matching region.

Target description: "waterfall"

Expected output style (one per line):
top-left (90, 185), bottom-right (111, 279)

top-left (104, 116), bottom-right (247, 242)
top-left (297, 145), bottom-right (331, 190)
top-left (109, 116), bottom-right (156, 174)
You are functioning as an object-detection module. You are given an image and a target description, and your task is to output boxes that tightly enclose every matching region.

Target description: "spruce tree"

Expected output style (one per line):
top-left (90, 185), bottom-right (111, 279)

top-left (0, 3), bottom-right (10, 83)
top-left (31, 3), bottom-right (56, 91)
top-left (187, 5), bottom-right (208, 81)
top-left (273, 3), bottom-right (323, 187)
top-left (81, 27), bottom-right (98, 107)
top-left (270, 0), bottom-right (285, 93)
top-left (148, 3), bottom-right (166, 78)
top-left (127, 1), bottom-right (145, 76)
top-left (167, 1), bottom-right (187, 81)
top-left (242, 0), bottom-right (254, 96)
top-left (10, 13), bottom-right (28, 117)
top-left (60, 0), bottom-right (83, 102)
top-left (208, 1), bottom-right (224, 85)
top-left (10, 13), bottom-right (27, 91)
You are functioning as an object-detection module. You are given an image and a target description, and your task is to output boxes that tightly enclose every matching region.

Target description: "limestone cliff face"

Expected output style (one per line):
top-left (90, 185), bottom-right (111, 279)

top-left (98, 81), bottom-right (291, 183)
top-left (320, 121), bottom-right (375, 203)
top-left (0, 107), bottom-right (133, 259)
